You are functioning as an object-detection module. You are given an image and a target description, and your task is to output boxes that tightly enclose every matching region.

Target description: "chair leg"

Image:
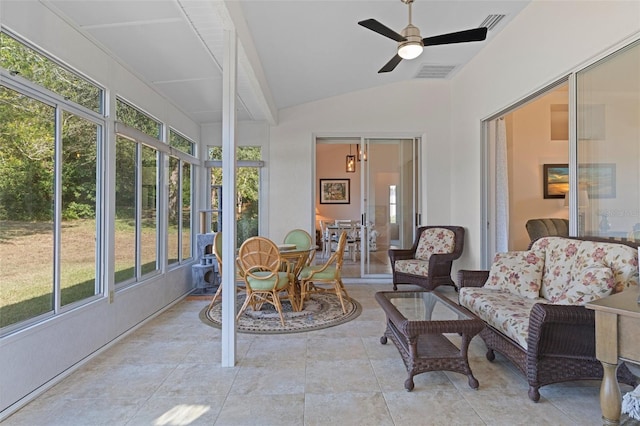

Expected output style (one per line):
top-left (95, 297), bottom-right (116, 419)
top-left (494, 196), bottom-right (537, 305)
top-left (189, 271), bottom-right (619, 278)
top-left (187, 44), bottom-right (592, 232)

top-left (208, 284), bottom-right (223, 309)
top-left (271, 291), bottom-right (286, 326)
top-left (236, 292), bottom-right (254, 320)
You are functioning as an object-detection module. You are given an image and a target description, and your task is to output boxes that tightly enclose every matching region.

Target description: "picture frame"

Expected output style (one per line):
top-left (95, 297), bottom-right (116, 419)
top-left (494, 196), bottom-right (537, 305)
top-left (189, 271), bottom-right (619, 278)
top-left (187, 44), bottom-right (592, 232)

top-left (579, 163), bottom-right (616, 199)
top-left (543, 164), bottom-right (569, 199)
top-left (320, 178), bottom-right (350, 204)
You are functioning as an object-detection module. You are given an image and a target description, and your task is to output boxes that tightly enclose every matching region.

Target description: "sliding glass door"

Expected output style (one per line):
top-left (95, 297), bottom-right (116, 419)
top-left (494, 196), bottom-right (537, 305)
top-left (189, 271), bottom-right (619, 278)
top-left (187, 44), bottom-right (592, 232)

top-left (360, 138), bottom-right (420, 277)
top-left (576, 40), bottom-right (640, 239)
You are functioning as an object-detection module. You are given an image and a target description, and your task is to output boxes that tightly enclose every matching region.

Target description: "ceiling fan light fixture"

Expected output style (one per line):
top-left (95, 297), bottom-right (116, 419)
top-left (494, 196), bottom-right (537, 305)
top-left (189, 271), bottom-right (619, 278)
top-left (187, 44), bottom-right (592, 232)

top-left (398, 41), bottom-right (423, 59)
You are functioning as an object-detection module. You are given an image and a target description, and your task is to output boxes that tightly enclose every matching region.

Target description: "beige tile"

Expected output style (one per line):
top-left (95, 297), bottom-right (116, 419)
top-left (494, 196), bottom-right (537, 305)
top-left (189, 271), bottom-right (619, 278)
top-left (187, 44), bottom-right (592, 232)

top-left (215, 393), bottom-right (304, 425)
top-left (304, 392), bottom-right (394, 426)
top-left (384, 389), bottom-right (485, 425)
top-left (305, 359), bottom-right (379, 393)
top-left (154, 363), bottom-right (239, 397)
top-left (128, 395), bottom-right (226, 425)
top-left (230, 360), bottom-right (306, 395)
top-left (305, 336), bottom-right (368, 360)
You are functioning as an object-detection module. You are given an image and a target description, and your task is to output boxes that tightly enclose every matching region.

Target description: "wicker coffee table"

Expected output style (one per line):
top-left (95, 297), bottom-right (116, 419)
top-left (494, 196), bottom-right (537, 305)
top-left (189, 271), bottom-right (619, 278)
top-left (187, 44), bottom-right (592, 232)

top-left (375, 290), bottom-right (484, 391)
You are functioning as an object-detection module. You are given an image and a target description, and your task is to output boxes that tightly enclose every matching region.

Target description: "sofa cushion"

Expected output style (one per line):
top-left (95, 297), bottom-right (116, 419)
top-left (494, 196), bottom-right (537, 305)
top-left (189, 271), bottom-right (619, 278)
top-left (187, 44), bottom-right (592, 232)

top-left (394, 259), bottom-right (430, 276)
top-left (459, 287), bottom-right (548, 350)
top-left (484, 250), bottom-right (544, 299)
top-left (414, 228), bottom-right (455, 261)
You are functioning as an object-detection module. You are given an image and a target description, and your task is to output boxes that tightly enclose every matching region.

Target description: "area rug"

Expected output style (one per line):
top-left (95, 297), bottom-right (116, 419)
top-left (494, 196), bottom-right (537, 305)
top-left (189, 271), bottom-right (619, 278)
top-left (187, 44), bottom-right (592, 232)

top-left (199, 293), bottom-right (361, 334)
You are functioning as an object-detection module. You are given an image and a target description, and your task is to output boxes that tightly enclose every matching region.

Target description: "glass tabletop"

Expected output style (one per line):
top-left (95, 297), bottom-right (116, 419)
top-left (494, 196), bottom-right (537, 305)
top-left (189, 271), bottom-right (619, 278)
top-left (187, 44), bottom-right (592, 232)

top-left (381, 291), bottom-right (473, 322)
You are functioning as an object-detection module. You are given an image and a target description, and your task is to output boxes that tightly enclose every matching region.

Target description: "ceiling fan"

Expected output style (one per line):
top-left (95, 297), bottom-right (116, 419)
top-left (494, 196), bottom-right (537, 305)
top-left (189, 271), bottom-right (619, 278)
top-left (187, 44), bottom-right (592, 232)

top-left (358, 0), bottom-right (488, 73)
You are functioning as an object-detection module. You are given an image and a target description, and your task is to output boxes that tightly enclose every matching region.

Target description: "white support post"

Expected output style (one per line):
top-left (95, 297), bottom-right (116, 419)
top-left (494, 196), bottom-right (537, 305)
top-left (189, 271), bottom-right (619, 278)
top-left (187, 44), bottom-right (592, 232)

top-left (221, 28), bottom-right (238, 367)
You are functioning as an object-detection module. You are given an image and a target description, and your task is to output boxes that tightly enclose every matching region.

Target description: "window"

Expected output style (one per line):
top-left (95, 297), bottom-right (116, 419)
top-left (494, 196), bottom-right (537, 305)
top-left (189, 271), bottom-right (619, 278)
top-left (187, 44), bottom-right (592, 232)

top-left (389, 185), bottom-right (397, 224)
top-left (170, 129), bottom-right (194, 155)
top-left (208, 146), bottom-right (262, 247)
top-left (115, 98), bottom-right (164, 284)
top-left (0, 32), bottom-right (102, 113)
top-left (0, 32), bottom-right (103, 332)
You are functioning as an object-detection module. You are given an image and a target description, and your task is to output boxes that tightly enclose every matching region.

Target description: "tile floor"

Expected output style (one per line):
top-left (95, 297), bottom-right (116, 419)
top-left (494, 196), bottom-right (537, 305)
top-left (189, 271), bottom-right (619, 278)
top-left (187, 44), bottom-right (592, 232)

top-left (3, 284), bottom-right (639, 426)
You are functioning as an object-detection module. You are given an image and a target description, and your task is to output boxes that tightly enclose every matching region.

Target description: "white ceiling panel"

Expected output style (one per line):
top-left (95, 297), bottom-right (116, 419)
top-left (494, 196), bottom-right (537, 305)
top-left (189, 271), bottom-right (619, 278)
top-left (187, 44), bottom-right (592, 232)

top-left (155, 78), bottom-right (222, 113)
top-left (86, 20), bottom-right (220, 83)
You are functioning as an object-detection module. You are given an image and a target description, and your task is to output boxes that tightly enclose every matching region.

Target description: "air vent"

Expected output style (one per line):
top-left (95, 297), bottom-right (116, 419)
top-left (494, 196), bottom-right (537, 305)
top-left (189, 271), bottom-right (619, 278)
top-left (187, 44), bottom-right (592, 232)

top-left (414, 65), bottom-right (456, 79)
top-left (479, 14), bottom-right (505, 31)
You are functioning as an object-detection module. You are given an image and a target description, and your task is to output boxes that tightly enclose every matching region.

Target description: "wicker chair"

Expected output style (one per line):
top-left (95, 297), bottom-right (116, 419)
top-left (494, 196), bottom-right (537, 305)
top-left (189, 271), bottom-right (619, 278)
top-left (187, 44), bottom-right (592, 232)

top-left (458, 236), bottom-right (638, 402)
top-left (388, 226), bottom-right (465, 291)
top-left (236, 236), bottom-right (295, 326)
top-left (284, 228), bottom-right (315, 266)
top-left (208, 232), bottom-right (245, 308)
top-left (299, 231), bottom-right (350, 313)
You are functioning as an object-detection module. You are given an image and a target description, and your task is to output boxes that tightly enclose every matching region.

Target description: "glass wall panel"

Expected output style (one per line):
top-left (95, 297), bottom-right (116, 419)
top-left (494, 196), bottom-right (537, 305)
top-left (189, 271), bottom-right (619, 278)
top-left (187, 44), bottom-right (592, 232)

top-left (114, 136), bottom-right (137, 284)
top-left (116, 99), bottom-right (161, 140)
top-left (168, 156), bottom-right (179, 265)
top-left (576, 41), bottom-right (640, 238)
top-left (140, 145), bottom-right (158, 275)
top-left (181, 162), bottom-right (191, 260)
top-left (0, 32), bottom-right (102, 113)
top-left (0, 86), bottom-right (55, 327)
top-left (60, 112), bottom-right (99, 306)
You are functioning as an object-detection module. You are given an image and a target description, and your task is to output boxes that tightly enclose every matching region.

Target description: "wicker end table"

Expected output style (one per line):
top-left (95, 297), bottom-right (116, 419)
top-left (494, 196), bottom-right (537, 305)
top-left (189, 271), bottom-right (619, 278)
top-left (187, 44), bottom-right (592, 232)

top-left (375, 290), bottom-right (484, 391)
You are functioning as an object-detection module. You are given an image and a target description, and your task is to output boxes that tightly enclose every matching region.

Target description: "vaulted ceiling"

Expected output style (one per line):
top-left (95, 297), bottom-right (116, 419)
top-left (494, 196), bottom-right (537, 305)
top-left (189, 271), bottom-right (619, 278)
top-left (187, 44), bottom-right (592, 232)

top-left (44, 0), bottom-right (531, 125)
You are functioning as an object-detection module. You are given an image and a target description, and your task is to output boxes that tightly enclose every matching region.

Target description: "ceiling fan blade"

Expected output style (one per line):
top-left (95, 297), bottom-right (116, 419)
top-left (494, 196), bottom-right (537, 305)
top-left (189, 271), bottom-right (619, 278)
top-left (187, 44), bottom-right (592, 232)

top-left (422, 27), bottom-right (488, 47)
top-left (378, 54), bottom-right (403, 73)
top-left (358, 19), bottom-right (406, 42)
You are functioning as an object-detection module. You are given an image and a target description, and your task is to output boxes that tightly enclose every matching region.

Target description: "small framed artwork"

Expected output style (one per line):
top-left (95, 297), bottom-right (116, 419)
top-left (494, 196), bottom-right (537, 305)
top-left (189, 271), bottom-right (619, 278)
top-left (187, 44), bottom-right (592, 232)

top-left (320, 179), bottom-right (350, 204)
top-left (543, 164), bottom-right (569, 199)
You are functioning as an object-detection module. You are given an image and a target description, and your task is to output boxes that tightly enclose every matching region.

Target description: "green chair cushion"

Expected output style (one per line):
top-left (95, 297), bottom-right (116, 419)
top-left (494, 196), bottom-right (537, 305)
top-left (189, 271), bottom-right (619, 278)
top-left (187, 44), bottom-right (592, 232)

top-left (246, 271), bottom-right (291, 291)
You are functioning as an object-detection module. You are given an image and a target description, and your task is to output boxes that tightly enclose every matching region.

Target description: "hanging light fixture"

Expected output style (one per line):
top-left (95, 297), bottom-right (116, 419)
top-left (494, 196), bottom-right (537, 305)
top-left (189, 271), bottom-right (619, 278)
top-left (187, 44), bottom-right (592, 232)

top-left (357, 144), bottom-right (367, 162)
top-left (346, 145), bottom-right (356, 173)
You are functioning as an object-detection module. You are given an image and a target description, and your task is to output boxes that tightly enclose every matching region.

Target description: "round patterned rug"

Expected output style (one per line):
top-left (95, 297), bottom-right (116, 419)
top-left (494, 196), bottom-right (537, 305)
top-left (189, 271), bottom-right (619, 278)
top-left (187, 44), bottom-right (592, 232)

top-left (199, 293), bottom-right (361, 334)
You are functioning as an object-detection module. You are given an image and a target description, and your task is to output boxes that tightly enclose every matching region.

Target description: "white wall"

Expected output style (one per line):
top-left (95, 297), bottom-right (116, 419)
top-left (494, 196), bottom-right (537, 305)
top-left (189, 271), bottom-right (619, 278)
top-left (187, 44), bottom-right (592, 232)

top-left (268, 80), bottom-right (452, 243)
top-left (450, 0), bottom-right (640, 269)
top-left (1, 1), bottom-right (199, 416)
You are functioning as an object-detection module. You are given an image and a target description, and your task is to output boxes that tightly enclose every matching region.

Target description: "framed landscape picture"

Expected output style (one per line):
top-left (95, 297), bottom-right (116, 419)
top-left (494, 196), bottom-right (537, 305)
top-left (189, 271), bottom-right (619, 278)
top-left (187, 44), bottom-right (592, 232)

top-left (543, 164), bottom-right (569, 199)
top-left (320, 179), bottom-right (350, 204)
top-left (579, 163), bottom-right (616, 198)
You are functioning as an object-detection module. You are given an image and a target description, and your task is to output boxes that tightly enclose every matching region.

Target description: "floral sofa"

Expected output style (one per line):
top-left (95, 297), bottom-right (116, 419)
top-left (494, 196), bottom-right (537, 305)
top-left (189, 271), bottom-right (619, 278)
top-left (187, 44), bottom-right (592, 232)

top-left (458, 236), bottom-right (639, 401)
top-left (388, 226), bottom-right (464, 291)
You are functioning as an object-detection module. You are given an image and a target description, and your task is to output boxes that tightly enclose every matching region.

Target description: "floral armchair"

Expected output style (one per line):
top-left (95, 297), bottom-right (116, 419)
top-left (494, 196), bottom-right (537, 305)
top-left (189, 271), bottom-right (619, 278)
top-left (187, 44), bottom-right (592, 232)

top-left (388, 226), bottom-right (465, 291)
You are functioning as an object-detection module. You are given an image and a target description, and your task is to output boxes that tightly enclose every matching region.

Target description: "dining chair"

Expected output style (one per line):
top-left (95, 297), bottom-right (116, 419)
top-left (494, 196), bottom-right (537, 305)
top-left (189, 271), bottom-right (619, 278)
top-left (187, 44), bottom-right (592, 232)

top-left (208, 232), bottom-right (246, 308)
top-left (319, 220), bottom-right (334, 259)
top-left (334, 220), bottom-right (360, 262)
top-left (283, 228), bottom-right (315, 266)
top-left (299, 231), bottom-right (351, 313)
top-left (236, 236), bottom-right (295, 325)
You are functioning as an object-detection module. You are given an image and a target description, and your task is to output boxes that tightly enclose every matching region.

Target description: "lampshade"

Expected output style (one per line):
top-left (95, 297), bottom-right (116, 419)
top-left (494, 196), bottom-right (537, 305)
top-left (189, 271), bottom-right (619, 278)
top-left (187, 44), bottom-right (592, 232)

top-left (578, 190), bottom-right (590, 207)
top-left (398, 41), bottom-right (423, 60)
top-left (564, 190), bottom-right (590, 207)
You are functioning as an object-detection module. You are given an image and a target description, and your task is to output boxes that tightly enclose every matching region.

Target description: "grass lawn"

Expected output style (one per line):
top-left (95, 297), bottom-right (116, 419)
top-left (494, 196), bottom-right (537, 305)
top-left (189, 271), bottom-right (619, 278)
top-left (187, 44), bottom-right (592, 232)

top-left (0, 219), bottom-right (186, 328)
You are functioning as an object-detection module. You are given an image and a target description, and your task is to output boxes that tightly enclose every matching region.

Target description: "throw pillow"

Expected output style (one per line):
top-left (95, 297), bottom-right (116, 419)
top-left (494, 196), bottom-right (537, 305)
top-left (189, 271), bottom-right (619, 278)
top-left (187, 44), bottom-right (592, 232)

top-left (551, 266), bottom-right (614, 305)
top-left (484, 250), bottom-right (545, 299)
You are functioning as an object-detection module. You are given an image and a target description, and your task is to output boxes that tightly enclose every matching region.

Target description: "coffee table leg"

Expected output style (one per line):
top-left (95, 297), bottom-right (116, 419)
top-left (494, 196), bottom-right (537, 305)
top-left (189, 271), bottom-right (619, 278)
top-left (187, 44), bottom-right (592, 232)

top-left (380, 335), bottom-right (387, 344)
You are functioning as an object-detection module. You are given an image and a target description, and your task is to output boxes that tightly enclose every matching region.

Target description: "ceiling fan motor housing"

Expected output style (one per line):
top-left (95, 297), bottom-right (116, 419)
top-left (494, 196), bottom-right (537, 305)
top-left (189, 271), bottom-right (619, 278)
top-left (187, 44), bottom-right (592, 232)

top-left (398, 24), bottom-right (423, 59)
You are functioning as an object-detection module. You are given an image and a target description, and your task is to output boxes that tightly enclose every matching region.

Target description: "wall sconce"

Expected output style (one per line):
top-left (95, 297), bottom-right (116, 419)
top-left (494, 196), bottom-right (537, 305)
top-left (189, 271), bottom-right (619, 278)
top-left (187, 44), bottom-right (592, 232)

top-left (357, 144), bottom-right (367, 162)
top-left (346, 145), bottom-right (356, 173)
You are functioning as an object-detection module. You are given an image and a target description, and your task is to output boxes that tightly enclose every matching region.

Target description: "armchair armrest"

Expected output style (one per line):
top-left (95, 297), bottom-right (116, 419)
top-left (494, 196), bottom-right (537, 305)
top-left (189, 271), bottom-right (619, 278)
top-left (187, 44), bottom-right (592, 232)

top-left (388, 248), bottom-right (415, 262)
top-left (457, 270), bottom-right (490, 288)
top-left (527, 303), bottom-right (596, 359)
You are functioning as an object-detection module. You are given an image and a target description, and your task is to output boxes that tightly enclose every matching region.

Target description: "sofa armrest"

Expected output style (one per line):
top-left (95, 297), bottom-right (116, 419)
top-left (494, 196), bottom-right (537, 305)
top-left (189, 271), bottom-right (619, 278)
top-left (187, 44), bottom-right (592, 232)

top-left (527, 303), bottom-right (596, 359)
top-left (388, 249), bottom-right (414, 262)
top-left (457, 270), bottom-right (490, 288)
